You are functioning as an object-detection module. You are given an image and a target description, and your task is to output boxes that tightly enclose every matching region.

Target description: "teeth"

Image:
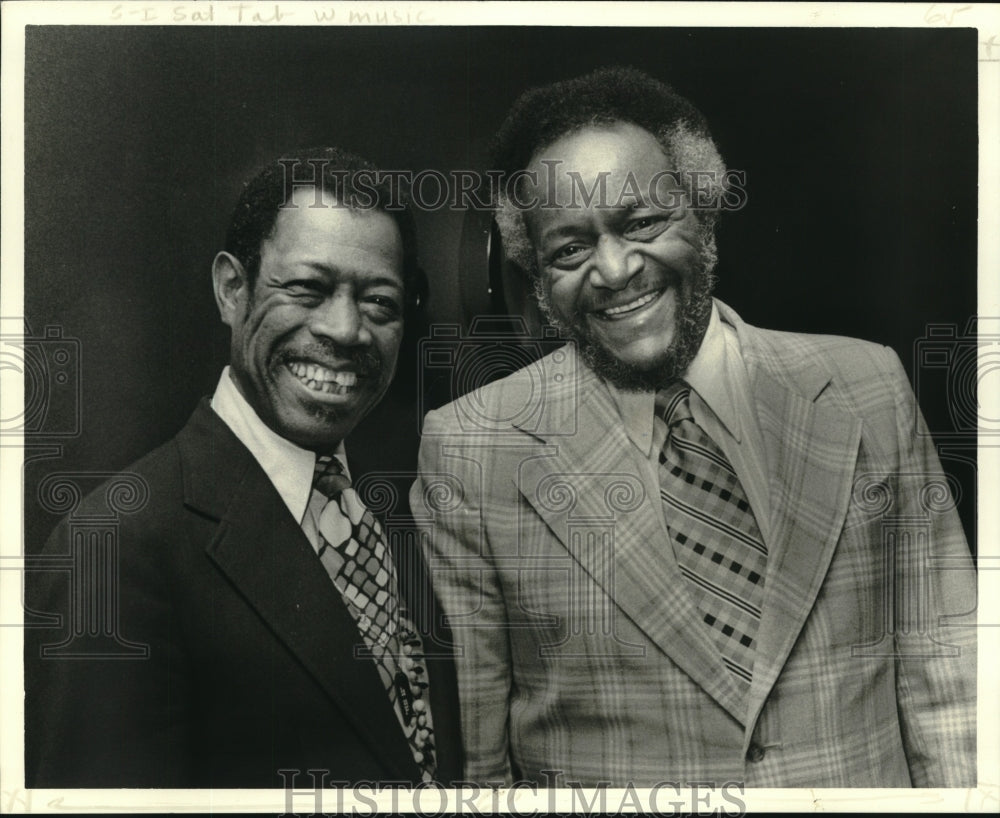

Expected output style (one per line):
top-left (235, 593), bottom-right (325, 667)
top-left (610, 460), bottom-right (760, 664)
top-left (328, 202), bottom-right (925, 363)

top-left (287, 362), bottom-right (358, 393)
top-left (601, 291), bottom-right (659, 317)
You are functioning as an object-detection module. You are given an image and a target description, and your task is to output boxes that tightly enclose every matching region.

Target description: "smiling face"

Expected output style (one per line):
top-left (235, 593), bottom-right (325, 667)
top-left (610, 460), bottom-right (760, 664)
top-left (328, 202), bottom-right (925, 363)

top-left (523, 122), bottom-right (716, 390)
top-left (215, 187), bottom-right (405, 452)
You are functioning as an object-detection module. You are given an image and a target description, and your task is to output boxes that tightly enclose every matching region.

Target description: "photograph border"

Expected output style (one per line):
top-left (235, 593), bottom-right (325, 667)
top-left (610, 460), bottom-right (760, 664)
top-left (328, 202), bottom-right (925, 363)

top-left (2, 1), bottom-right (998, 813)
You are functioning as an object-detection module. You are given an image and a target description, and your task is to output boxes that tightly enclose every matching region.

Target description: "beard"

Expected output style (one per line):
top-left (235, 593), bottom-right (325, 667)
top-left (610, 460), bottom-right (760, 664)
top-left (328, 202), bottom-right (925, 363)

top-left (533, 237), bottom-right (718, 392)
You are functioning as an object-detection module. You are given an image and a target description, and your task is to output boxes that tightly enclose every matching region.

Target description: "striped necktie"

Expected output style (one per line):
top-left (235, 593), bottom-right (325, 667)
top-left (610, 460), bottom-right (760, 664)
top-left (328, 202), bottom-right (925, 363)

top-left (656, 382), bottom-right (768, 694)
top-left (311, 455), bottom-right (437, 780)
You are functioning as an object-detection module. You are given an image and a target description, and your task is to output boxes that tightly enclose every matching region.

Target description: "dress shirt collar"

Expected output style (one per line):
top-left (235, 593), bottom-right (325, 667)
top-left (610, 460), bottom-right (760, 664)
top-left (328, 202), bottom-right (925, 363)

top-left (607, 301), bottom-right (743, 455)
top-left (685, 302), bottom-right (743, 444)
top-left (210, 366), bottom-right (349, 524)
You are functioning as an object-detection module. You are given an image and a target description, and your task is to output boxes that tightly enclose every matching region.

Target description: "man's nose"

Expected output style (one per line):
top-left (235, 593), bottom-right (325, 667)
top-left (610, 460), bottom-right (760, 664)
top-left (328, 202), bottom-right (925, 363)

top-left (589, 235), bottom-right (644, 290)
top-left (309, 294), bottom-right (371, 346)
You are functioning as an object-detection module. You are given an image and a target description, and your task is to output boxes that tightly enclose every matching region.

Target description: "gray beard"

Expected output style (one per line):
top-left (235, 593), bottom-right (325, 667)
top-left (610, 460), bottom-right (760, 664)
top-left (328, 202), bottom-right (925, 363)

top-left (533, 243), bottom-right (717, 392)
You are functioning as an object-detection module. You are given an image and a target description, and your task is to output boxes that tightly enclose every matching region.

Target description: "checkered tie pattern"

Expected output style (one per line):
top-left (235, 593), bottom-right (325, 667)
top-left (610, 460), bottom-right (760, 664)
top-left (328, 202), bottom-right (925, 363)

top-left (312, 455), bottom-right (437, 780)
top-left (656, 382), bottom-right (768, 693)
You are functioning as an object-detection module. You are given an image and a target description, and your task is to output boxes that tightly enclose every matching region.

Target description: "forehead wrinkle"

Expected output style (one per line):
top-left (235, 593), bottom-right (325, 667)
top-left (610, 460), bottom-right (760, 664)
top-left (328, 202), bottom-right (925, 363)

top-left (537, 220), bottom-right (595, 243)
top-left (269, 226), bottom-right (401, 258)
top-left (534, 196), bottom-right (664, 247)
top-left (263, 209), bottom-right (404, 275)
top-left (528, 122), bottom-right (678, 195)
top-left (295, 260), bottom-right (403, 284)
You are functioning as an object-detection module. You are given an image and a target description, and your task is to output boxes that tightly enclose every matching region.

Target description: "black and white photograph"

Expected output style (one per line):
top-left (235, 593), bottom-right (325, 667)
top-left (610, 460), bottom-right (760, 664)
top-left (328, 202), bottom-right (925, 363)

top-left (1, 1), bottom-right (997, 813)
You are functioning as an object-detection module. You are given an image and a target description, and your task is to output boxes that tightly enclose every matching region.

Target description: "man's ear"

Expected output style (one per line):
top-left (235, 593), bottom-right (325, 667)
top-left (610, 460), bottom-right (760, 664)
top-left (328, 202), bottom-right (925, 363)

top-left (212, 252), bottom-right (250, 328)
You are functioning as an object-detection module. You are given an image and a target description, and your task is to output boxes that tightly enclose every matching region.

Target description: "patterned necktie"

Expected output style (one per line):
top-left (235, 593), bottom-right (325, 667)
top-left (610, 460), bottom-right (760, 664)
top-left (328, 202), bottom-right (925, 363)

top-left (312, 455), bottom-right (437, 780)
top-left (656, 382), bottom-right (768, 694)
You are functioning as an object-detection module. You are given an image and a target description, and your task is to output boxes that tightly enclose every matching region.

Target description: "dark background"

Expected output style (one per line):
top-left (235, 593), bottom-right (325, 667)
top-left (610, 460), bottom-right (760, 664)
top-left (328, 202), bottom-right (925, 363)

top-left (21, 26), bottom-right (978, 553)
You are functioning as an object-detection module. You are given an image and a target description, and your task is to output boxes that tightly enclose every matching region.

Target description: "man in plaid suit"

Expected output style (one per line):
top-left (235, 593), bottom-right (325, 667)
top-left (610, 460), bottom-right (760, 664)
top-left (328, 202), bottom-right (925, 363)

top-left (410, 68), bottom-right (976, 787)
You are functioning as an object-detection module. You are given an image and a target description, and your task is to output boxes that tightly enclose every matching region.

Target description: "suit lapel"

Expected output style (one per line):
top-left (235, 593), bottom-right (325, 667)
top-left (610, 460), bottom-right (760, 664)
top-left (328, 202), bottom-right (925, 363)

top-left (732, 316), bottom-right (863, 746)
top-left (514, 350), bottom-right (748, 724)
top-left (177, 402), bottom-right (417, 780)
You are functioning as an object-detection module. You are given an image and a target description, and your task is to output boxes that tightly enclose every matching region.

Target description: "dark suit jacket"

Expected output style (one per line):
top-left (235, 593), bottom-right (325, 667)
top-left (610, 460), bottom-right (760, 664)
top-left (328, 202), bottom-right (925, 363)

top-left (24, 400), bottom-right (462, 788)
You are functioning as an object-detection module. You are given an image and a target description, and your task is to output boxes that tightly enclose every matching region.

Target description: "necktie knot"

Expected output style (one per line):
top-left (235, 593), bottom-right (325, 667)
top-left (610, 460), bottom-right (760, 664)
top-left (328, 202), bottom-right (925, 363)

top-left (657, 381), bottom-right (694, 427)
top-left (313, 455), bottom-right (351, 499)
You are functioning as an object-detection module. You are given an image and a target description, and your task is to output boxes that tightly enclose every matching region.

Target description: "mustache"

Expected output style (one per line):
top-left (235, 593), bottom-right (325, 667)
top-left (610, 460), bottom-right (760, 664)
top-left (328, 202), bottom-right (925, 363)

top-left (276, 342), bottom-right (383, 378)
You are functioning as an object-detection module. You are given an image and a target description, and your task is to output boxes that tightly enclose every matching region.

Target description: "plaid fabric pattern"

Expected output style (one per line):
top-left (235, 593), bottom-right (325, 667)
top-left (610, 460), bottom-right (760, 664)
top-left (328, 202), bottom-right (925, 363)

top-left (413, 300), bottom-right (976, 787)
top-left (313, 456), bottom-right (437, 780)
top-left (657, 382), bottom-right (768, 692)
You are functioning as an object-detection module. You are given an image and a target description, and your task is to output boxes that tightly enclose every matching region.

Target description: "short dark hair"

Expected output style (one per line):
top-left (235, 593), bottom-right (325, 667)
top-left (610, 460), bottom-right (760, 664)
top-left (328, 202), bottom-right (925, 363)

top-left (224, 146), bottom-right (426, 315)
top-left (491, 66), bottom-right (726, 274)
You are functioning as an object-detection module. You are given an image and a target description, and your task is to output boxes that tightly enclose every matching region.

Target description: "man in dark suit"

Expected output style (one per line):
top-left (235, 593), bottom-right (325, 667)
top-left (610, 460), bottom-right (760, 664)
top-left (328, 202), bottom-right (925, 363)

top-left (25, 147), bottom-right (461, 787)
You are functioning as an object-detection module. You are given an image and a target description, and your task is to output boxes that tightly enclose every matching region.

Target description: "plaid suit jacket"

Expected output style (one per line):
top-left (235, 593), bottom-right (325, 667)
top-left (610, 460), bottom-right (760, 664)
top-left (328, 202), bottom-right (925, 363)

top-left (410, 301), bottom-right (976, 788)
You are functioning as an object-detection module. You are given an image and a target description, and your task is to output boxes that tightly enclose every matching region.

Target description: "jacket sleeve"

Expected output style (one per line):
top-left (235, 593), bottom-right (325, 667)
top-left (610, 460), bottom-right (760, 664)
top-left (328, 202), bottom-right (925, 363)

top-left (410, 407), bottom-right (514, 784)
top-left (883, 346), bottom-right (977, 787)
top-left (24, 475), bottom-right (197, 787)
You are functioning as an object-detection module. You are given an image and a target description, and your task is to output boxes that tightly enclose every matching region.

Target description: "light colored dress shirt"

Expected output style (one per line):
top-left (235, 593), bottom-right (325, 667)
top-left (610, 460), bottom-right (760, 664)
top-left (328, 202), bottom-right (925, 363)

top-left (210, 366), bottom-right (349, 552)
top-left (607, 302), bottom-right (773, 546)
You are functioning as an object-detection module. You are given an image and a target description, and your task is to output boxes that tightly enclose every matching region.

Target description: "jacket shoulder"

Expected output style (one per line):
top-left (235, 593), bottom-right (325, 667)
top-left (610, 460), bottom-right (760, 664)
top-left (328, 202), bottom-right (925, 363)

top-left (39, 436), bottom-right (186, 550)
top-left (422, 343), bottom-right (583, 435)
top-left (36, 402), bottom-right (235, 556)
top-left (742, 324), bottom-right (902, 386)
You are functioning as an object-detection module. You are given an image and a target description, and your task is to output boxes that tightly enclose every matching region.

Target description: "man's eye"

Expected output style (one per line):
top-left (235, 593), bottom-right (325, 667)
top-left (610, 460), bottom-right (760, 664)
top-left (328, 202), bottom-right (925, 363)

top-left (285, 280), bottom-right (324, 297)
top-left (624, 216), bottom-right (668, 239)
top-left (363, 295), bottom-right (403, 322)
top-left (550, 243), bottom-right (590, 268)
